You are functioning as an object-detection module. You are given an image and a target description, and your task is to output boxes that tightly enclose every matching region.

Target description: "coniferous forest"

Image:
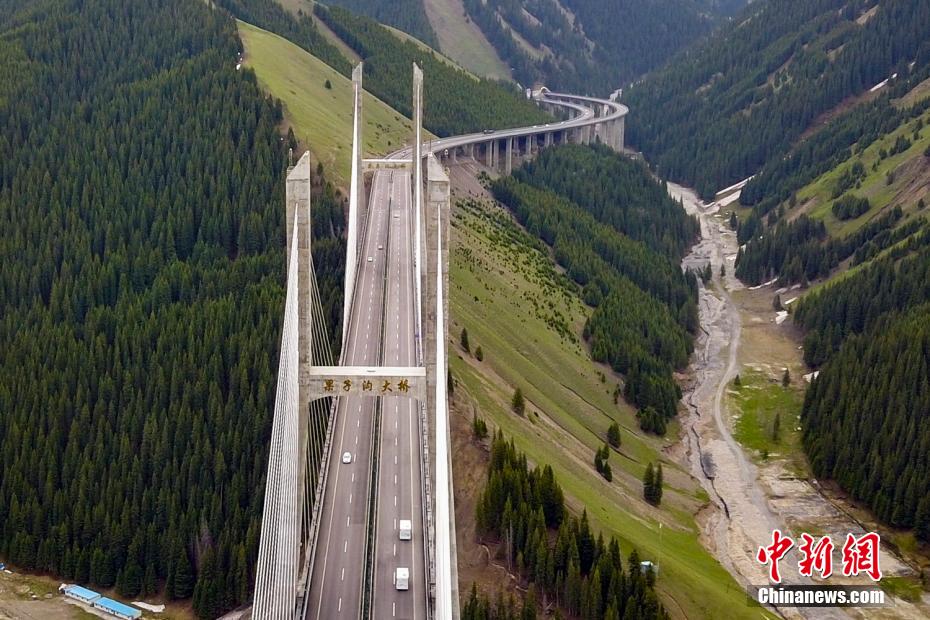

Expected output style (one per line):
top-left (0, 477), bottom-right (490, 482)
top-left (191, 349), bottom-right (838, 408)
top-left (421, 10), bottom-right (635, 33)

top-left (469, 433), bottom-right (668, 620)
top-left (314, 5), bottom-right (552, 137)
top-left (624, 0), bottom-right (930, 198)
top-left (0, 0), bottom-right (344, 616)
top-left (492, 146), bottom-right (699, 433)
top-left (790, 233), bottom-right (930, 541)
top-left (320, 0), bottom-right (439, 49)
top-left (461, 0), bottom-right (737, 94)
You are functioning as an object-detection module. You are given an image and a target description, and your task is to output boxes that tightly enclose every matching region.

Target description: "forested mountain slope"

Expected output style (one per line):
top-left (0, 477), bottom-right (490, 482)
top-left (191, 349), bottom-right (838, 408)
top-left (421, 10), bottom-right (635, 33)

top-left (217, 0), bottom-right (352, 74)
top-left (625, 0), bottom-right (930, 199)
top-left (792, 233), bottom-right (930, 541)
top-left (313, 4), bottom-right (551, 136)
top-left (321, 0), bottom-right (439, 49)
top-left (732, 87), bottom-right (930, 287)
top-left (692, 10), bottom-right (930, 549)
top-left (448, 162), bottom-right (750, 618)
top-left (466, 433), bottom-right (668, 619)
top-left (215, 0), bottom-right (550, 136)
top-left (460, 0), bottom-right (743, 92)
top-left (0, 0), bottom-right (345, 617)
top-left (492, 145), bottom-right (699, 433)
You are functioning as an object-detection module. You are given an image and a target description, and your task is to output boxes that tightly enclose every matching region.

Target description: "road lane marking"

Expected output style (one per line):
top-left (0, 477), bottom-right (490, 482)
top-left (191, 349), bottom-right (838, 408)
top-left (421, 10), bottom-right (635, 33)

top-left (338, 598), bottom-right (342, 612)
top-left (344, 540), bottom-right (347, 553)
top-left (349, 493), bottom-right (352, 504)
top-left (341, 568), bottom-right (345, 581)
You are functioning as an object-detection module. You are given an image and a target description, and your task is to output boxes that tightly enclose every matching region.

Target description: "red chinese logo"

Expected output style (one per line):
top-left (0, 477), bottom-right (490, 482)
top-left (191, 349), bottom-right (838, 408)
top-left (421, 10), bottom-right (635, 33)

top-left (798, 533), bottom-right (833, 579)
top-left (841, 532), bottom-right (882, 581)
top-left (756, 530), bottom-right (882, 583)
top-left (756, 529), bottom-right (794, 583)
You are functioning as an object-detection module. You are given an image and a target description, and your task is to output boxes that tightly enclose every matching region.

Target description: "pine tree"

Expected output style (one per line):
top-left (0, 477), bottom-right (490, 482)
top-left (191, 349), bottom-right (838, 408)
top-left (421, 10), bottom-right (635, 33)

top-left (461, 327), bottom-right (470, 352)
top-left (192, 548), bottom-right (219, 619)
top-left (475, 346), bottom-right (484, 361)
top-left (472, 410), bottom-right (488, 440)
top-left (772, 413), bottom-right (781, 442)
top-left (512, 387), bottom-right (525, 416)
top-left (782, 368), bottom-right (790, 387)
top-left (172, 543), bottom-right (194, 599)
top-left (607, 422), bottom-right (621, 448)
top-left (643, 463), bottom-right (655, 504)
top-left (116, 561), bottom-right (142, 598)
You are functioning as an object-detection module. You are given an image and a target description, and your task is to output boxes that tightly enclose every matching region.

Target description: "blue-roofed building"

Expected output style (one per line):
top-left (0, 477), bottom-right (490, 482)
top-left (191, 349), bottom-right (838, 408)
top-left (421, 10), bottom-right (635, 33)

top-left (60, 584), bottom-right (101, 604)
top-left (92, 596), bottom-right (142, 619)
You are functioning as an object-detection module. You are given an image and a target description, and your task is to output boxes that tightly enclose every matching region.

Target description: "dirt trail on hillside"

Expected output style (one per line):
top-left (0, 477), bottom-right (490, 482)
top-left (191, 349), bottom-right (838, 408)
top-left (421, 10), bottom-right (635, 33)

top-left (668, 183), bottom-right (926, 619)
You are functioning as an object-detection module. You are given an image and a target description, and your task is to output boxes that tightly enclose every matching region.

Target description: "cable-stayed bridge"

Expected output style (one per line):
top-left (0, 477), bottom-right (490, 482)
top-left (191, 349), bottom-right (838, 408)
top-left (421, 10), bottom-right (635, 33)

top-left (251, 65), bottom-right (627, 620)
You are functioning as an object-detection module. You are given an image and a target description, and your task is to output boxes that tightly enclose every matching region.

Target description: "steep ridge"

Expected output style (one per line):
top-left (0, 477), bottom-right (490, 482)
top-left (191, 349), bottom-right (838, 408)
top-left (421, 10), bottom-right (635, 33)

top-left (214, 0), bottom-right (552, 136)
top-left (459, 0), bottom-right (743, 93)
top-left (630, 0), bottom-right (930, 589)
top-left (320, 0), bottom-right (439, 48)
top-left (625, 0), bottom-right (930, 199)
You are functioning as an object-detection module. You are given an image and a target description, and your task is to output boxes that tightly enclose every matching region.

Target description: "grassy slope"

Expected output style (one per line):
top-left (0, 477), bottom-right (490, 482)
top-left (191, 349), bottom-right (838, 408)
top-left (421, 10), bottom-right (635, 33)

top-left (383, 24), bottom-right (476, 76)
top-left (795, 104), bottom-right (930, 238)
top-left (450, 198), bottom-right (768, 619)
top-left (238, 20), bottom-right (432, 181)
top-left (421, 0), bottom-right (510, 80)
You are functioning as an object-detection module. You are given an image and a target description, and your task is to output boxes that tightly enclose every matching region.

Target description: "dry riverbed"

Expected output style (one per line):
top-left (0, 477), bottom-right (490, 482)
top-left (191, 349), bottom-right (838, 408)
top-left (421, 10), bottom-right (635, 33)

top-left (668, 183), bottom-right (928, 619)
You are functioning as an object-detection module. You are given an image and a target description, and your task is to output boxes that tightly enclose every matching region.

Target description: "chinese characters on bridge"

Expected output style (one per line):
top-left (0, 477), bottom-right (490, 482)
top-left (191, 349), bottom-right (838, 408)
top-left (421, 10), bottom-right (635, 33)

top-left (321, 378), bottom-right (411, 394)
top-left (756, 530), bottom-right (882, 583)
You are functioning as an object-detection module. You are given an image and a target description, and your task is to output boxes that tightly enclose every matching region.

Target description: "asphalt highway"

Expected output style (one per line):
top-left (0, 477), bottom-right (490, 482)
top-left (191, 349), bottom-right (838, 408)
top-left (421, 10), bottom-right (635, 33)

top-left (370, 170), bottom-right (426, 620)
top-left (305, 171), bottom-right (393, 619)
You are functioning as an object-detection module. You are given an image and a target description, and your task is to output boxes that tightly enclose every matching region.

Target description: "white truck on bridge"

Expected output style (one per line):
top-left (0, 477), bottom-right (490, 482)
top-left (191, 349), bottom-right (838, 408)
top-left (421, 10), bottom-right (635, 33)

top-left (398, 519), bottom-right (412, 541)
